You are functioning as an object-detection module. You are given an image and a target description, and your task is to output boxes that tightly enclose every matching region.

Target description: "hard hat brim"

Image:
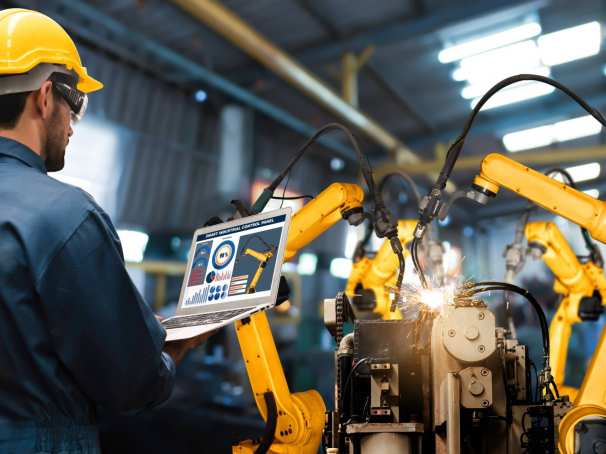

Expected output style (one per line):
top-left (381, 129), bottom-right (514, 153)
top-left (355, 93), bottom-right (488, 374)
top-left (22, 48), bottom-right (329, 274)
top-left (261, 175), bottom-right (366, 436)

top-left (76, 71), bottom-right (103, 93)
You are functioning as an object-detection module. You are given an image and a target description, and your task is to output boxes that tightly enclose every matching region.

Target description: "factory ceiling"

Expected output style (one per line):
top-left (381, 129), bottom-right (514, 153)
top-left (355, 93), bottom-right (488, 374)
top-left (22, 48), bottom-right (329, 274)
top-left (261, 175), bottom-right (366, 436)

top-left (11, 0), bottom-right (606, 221)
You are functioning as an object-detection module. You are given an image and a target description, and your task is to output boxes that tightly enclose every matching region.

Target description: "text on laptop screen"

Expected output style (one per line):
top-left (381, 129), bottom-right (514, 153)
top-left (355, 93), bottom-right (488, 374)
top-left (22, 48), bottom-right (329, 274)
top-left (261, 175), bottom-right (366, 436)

top-left (182, 214), bottom-right (287, 307)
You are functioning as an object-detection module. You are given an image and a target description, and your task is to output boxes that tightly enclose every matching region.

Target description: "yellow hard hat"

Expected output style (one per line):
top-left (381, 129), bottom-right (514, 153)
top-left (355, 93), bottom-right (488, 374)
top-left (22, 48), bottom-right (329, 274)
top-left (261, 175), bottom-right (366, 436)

top-left (0, 8), bottom-right (102, 93)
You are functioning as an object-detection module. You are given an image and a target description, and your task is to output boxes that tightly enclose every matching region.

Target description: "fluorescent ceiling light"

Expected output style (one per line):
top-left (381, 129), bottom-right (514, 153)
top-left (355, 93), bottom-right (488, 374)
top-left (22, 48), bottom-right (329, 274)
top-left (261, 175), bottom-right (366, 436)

top-left (459, 40), bottom-right (540, 73)
top-left (503, 115), bottom-right (602, 151)
top-left (471, 81), bottom-right (554, 110)
top-left (503, 124), bottom-right (553, 151)
top-left (564, 162), bottom-right (601, 183)
top-left (457, 64), bottom-right (549, 89)
top-left (553, 115), bottom-right (603, 142)
top-left (538, 21), bottom-right (602, 66)
top-left (329, 258), bottom-right (352, 279)
top-left (438, 22), bottom-right (542, 63)
top-left (584, 189), bottom-right (600, 199)
top-left (461, 66), bottom-right (550, 99)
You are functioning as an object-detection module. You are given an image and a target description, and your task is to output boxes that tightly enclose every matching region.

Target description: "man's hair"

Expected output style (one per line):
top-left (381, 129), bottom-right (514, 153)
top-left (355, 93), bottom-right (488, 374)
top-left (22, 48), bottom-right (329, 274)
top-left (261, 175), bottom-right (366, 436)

top-left (0, 92), bottom-right (30, 129)
top-left (0, 80), bottom-right (65, 129)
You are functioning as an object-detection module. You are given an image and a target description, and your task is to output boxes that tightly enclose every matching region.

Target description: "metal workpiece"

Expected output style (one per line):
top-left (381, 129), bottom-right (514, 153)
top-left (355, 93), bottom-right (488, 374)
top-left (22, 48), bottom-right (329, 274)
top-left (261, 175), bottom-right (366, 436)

top-left (440, 306), bottom-right (497, 363)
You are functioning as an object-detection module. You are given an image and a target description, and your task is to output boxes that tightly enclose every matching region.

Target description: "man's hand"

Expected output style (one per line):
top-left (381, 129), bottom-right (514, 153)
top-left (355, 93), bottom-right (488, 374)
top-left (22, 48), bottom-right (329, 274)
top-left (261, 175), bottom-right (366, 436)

top-left (163, 331), bottom-right (216, 364)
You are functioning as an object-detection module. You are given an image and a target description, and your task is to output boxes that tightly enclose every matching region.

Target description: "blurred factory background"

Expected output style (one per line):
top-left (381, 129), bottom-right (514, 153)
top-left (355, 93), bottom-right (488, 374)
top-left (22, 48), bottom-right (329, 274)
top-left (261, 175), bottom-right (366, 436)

top-left (6, 0), bottom-right (606, 452)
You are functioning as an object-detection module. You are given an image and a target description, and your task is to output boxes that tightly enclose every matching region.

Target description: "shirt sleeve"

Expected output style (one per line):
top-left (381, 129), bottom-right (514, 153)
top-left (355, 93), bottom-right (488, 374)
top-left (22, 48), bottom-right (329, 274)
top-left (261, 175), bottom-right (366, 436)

top-left (36, 209), bottom-right (175, 413)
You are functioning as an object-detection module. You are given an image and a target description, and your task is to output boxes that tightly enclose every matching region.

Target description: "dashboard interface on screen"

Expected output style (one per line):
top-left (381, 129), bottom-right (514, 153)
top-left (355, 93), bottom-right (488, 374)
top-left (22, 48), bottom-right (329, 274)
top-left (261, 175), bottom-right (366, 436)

top-left (181, 214), bottom-right (287, 308)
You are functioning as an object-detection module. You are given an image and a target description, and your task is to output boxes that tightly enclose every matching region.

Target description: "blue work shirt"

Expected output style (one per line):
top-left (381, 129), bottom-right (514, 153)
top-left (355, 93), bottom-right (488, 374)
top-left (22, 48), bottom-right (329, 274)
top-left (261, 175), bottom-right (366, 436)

top-left (0, 137), bottom-right (176, 453)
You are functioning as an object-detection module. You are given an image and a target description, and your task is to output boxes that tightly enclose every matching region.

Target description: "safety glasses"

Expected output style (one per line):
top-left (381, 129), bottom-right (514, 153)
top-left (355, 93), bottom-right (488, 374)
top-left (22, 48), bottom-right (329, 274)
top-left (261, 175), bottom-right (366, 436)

top-left (52, 81), bottom-right (88, 125)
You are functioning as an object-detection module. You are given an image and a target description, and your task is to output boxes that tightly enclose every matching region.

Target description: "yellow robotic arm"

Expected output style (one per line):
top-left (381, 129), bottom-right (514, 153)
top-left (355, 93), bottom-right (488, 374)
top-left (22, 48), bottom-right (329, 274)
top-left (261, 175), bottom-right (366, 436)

top-left (525, 221), bottom-right (606, 399)
top-left (284, 182), bottom-right (364, 259)
top-left (233, 182), bottom-right (364, 454)
top-left (241, 248), bottom-right (274, 294)
top-left (470, 153), bottom-right (606, 453)
top-left (345, 220), bottom-right (417, 319)
top-left (472, 153), bottom-right (606, 243)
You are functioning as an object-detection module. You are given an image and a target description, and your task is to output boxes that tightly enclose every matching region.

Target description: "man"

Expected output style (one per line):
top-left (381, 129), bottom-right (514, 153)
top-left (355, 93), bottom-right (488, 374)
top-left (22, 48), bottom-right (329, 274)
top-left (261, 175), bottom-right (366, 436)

top-left (0, 9), bottom-right (210, 453)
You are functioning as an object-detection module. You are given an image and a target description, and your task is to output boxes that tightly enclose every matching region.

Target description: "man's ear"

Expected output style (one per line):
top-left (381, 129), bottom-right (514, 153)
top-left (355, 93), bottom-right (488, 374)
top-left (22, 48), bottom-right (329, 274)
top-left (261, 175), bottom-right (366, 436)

top-left (34, 81), bottom-right (54, 120)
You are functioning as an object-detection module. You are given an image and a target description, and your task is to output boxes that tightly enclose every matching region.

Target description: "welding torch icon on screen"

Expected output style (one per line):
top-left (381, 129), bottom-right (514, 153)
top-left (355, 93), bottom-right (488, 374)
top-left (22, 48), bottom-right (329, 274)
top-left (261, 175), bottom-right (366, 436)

top-left (235, 235), bottom-right (276, 294)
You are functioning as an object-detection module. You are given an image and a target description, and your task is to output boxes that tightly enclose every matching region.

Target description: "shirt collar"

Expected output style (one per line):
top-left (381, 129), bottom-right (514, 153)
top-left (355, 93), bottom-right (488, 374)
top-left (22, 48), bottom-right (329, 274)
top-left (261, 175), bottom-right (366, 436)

top-left (0, 137), bottom-right (47, 173)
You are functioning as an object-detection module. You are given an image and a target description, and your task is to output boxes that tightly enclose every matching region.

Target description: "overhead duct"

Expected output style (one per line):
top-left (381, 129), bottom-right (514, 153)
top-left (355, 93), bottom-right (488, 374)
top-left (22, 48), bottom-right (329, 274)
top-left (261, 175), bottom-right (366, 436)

top-left (170, 0), bottom-right (420, 165)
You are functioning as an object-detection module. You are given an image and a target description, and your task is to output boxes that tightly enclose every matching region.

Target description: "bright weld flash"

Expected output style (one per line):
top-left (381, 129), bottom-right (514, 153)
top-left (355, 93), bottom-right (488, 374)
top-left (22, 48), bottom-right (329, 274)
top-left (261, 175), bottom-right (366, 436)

top-left (419, 284), bottom-right (457, 310)
top-left (420, 289), bottom-right (447, 309)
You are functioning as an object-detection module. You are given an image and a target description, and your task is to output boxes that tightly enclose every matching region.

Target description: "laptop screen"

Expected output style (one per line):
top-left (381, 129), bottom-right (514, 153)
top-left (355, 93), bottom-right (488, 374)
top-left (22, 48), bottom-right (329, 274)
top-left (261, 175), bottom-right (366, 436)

top-left (178, 210), bottom-right (290, 313)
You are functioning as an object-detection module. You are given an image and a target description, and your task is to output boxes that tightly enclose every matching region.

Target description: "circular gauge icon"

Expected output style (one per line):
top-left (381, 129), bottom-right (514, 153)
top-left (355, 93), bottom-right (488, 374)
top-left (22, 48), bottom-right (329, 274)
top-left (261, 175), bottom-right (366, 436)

top-left (192, 244), bottom-right (211, 268)
top-left (212, 240), bottom-right (236, 270)
top-left (206, 271), bottom-right (216, 284)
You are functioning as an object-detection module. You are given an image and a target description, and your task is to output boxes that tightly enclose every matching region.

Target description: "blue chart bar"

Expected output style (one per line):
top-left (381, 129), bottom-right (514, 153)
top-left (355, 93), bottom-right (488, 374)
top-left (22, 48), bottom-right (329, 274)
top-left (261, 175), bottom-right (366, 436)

top-left (186, 288), bottom-right (207, 306)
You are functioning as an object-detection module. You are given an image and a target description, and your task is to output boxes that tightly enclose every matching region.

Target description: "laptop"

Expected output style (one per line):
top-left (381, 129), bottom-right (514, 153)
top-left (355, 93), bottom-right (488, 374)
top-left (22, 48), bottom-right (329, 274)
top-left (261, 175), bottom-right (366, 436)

top-left (162, 208), bottom-right (292, 341)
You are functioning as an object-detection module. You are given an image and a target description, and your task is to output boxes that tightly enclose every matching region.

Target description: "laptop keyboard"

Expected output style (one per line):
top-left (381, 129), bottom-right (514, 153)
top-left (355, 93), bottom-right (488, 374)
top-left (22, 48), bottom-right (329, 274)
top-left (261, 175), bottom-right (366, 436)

top-left (161, 308), bottom-right (252, 329)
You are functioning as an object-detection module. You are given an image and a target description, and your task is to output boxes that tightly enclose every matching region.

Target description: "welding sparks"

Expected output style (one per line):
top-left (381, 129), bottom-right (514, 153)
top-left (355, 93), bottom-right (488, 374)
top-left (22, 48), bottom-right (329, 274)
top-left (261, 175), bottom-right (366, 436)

top-left (393, 282), bottom-right (460, 317)
top-left (420, 288), bottom-right (450, 309)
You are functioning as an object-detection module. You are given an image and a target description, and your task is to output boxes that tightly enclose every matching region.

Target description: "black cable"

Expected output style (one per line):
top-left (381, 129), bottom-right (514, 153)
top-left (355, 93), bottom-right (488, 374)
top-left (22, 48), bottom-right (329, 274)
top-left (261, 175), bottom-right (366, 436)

top-left (549, 379), bottom-right (560, 399)
top-left (378, 172), bottom-right (422, 208)
top-left (254, 123), bottom-right (376, 211)
top-left (437, 75), bottom-right (606, 191)
top-left (255, 392), bottom-right (278, 454)
top-left (271, 194), bottom-right (314, 201)
top-left (468, 282), bottom-right (549, 362)
top-left (279, 172), bottom-right (291, 209)
top-left (378, 171), bottom-right (422, 298)
top-left (411, 237), bottom-right (429, 289)
top-left (529, 361), bottom-right (539, 403)
top-left (340, 357), bottom-right (369, 414)
top-left (413, 74), bottom-right (606, 284)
